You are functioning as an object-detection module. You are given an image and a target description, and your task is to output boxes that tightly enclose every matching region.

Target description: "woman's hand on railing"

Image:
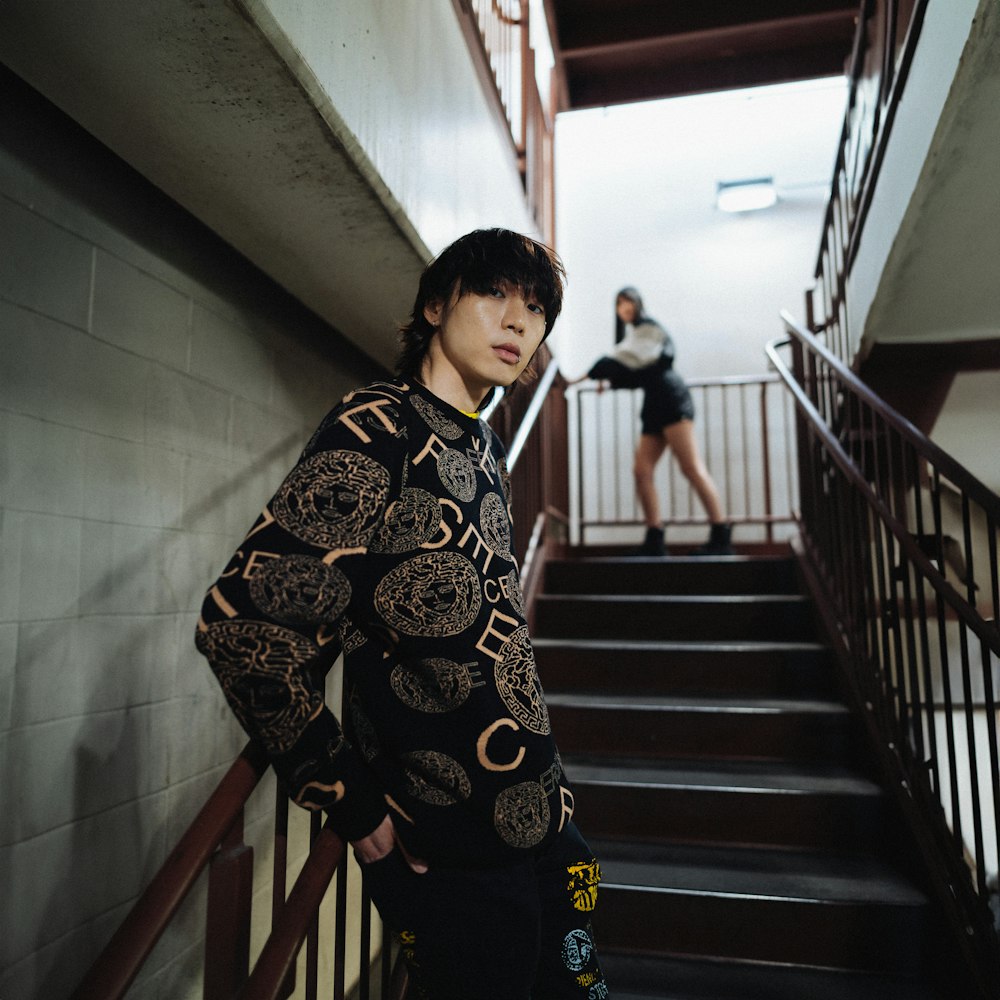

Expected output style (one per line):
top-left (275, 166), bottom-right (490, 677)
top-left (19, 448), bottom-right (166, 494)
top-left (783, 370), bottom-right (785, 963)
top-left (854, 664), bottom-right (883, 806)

top-left (565, 374), bottom-right (609, 393)
top-left (351, 814), bottom-right (429, 874)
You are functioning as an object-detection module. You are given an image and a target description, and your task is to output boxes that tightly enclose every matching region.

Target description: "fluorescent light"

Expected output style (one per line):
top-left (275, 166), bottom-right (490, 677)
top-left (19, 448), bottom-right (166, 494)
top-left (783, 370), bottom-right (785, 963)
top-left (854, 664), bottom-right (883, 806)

top-left (716, 177), bottom-right (778, 213)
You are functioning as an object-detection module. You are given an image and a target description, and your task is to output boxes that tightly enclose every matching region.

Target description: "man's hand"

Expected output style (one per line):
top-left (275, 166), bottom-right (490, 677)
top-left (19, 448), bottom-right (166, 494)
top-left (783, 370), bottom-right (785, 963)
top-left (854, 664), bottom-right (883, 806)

top-left (351, 814), bottom-right (429, 874)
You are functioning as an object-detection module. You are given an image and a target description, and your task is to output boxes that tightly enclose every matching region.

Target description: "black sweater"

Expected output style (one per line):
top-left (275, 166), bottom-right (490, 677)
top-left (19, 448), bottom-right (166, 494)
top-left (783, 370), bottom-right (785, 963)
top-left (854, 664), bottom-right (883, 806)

top-left (196, 379), bottom-right (571, 866)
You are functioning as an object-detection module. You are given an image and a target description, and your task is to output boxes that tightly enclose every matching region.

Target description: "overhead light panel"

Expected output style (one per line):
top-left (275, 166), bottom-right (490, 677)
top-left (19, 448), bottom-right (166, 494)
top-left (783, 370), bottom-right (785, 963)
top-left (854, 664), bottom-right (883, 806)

top-left (716, 177), bottom-right (778, 213)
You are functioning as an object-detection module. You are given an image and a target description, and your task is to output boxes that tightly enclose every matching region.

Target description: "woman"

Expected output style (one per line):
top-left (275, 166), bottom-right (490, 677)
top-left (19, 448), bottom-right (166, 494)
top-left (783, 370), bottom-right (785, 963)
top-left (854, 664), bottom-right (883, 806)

top-left (576, 286), bottom-right (732, 556)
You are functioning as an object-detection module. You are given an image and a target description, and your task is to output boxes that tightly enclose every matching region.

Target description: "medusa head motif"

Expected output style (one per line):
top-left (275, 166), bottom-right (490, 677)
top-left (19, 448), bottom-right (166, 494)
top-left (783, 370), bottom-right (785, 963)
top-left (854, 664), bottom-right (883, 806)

top-left (401, 750), bottom-right (472, 806)
top-left (374, 552), bottom-right (481, 637)
top-left (498, 455), bottom-right (512, 506)
top-left (506, 569), bottom-right (525, 618)
top-left (410, 394), bottom-right (464, 440)
top-left (390, 658), bottom-right (475, 713)
top-left (494, 626), bottom-right (550, 734)
top-left (369, 487), bottom-right (441, 553)
top-left (437, 448), bottom-right (477, 502)
top-left (494, 780), bottom-right (550, 848)
top-left (248, 554), bottom-right (350, 625)
top-left (272, 449), bottom-right (389, 549)
top-left (480, 492), bottom-right (512, 561)
top-left (195, 620), bottom-right (320, 753)
top-left (348, 695), bottom-right (380, 763)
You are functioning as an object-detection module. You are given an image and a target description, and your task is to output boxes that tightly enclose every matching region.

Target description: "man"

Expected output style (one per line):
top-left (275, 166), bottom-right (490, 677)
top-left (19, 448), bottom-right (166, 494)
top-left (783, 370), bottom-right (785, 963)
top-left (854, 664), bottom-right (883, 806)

top-left (196, 229), bottom-right (607, 998)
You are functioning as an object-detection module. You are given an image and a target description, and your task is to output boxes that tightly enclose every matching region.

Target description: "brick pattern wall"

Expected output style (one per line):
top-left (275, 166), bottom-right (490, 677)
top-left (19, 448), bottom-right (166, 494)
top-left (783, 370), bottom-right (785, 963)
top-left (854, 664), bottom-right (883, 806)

top-left (0, 74), bottom-right (382, 999)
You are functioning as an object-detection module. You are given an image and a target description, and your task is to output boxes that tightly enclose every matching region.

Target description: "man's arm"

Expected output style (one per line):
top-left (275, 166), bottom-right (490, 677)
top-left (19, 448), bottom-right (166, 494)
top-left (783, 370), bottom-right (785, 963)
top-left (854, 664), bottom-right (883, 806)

top-left (194, 407), bottom-right (398, 844)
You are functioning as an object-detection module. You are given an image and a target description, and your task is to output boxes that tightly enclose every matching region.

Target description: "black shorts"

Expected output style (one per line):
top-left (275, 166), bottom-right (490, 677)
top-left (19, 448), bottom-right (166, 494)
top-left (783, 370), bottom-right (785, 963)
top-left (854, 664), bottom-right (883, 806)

top-left (640, 369), bottom-right (695, 435)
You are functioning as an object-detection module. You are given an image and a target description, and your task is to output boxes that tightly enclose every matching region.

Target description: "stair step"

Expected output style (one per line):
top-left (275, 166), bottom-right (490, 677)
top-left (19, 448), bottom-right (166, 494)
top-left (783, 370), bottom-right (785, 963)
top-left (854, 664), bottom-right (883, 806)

top-left (598, 952), bottom-right (942, 999)
top-left (591, 840), bottom-right (931, 975)
top-left (566, 756), bottom-right (885, 851)
top-left (535, 637), bottom-right (835, 699)
top-left (546, 556), bottom-right (799, 596)
top-left (535, 594), bottom-right (817, 642)
top-left (548, 693), bottom-right (856, 763)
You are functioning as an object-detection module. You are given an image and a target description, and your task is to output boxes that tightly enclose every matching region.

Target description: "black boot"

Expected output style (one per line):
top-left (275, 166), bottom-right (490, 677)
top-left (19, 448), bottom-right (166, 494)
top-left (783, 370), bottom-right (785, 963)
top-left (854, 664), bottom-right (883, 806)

top-left (692, 522), bottom-right (732, 556)
top-left (634, 525), bottom-right (667, 557)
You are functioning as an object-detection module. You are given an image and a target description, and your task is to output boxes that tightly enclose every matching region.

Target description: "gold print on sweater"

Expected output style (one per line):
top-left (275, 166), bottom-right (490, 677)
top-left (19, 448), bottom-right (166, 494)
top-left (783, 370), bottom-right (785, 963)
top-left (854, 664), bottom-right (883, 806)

top-left (248, 554), bottom-right (351, 625)
top-left (370, 487), bottom-right (440, 553)
top-left (437, 447), bottom-right (477, 502)
top-left (336, 396), bottom-right (402, 444)
top-left (349, 696), bottom-right (380, 763)
top-left (390, 658), bottom-right (483, 713)
top-left (195, 621), bottom-right (321, 754)
top-left (477, 717), bottom-right (526, 772)
top-left (479, 492), bottom-right (512, 560)
top-left (273, 450), bottom-right (388, 548)
top-left (475, 608), bottom-right (520, 662)
top-left (402, 750), bottom-right (472, 805)
top-left (466, 437), bottom-right (497, 485)
top-left (410, 394), bottom-right (464, 440)
top-left (494, 626), bottom-right (550, 734)
top-left (375, 552), bottom-right (481, 636)
top-left (494, 781), bottom-right (550, 848)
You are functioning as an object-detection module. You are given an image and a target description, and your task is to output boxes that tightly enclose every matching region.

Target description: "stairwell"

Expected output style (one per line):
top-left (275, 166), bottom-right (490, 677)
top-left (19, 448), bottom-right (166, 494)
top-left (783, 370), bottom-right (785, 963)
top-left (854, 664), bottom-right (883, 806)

top-left (535, 550), bottom-right (950, 999)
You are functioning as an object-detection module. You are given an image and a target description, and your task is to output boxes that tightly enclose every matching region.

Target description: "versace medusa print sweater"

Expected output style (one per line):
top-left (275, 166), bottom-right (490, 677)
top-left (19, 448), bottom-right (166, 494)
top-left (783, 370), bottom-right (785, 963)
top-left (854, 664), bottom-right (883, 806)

top-left (196, 379), bottom-right (573, 867)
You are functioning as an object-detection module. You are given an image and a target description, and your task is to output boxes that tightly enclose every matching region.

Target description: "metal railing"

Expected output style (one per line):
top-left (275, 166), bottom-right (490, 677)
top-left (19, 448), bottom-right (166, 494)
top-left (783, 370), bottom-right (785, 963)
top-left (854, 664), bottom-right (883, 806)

top-left (72, 722), bottom-right (402, 1000)
top-left (809, 0), bottom-right (929, 363)
top-left (567, 374), bottom-right (799, 547)
top-left (453, 0), bottom-right (556, 241)
top-left (769, 313), bottom-right (1000, 997)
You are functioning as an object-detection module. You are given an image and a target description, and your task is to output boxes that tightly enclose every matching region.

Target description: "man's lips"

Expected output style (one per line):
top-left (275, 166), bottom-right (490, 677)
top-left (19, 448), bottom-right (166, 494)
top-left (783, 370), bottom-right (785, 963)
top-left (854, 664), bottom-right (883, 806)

top-left (493, 343), bottom-right (522, 364)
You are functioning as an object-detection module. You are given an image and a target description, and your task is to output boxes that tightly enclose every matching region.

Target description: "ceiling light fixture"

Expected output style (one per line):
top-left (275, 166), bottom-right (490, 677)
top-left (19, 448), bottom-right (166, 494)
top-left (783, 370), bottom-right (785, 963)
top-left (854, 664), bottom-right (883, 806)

top-left (716, 177), bottom-right (778, 213)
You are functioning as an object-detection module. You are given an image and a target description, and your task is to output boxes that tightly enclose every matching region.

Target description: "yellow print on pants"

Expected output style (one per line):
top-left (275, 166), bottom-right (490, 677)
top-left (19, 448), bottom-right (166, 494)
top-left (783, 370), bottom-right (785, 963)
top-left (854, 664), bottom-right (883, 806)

top-left (567, 859), bottom-right (601, 912)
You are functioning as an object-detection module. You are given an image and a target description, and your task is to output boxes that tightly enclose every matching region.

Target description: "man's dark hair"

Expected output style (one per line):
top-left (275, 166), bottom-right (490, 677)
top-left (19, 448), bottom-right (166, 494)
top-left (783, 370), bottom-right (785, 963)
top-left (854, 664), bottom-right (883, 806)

top-left (397, 228), bottom-right (566, 384)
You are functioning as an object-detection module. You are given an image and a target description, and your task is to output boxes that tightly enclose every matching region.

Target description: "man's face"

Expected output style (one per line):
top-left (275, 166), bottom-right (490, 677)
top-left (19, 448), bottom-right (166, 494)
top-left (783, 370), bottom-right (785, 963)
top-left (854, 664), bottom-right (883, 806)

top-left (422, 282), bottom-right (547, 404)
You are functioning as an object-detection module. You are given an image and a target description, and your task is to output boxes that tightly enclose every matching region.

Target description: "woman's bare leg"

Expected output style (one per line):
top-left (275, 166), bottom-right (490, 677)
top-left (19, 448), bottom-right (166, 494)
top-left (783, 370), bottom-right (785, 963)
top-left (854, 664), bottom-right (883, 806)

top-left (665, 419), bottom-right (725, 523)
top-left (634, 433), bottom-right (668, 527)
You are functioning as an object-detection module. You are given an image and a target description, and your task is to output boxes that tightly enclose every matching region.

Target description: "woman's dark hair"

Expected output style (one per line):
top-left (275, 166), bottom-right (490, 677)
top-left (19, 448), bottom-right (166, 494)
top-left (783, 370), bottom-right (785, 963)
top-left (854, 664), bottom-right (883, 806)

top-left (614, 286), bottom-right (649, 344)
top-left (397, 228), bottom-right (566, 387)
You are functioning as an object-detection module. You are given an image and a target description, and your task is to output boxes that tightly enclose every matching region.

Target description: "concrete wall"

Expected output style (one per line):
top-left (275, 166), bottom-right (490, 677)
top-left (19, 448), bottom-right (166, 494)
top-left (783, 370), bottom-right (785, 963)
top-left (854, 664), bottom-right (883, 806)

top-left (246, 0), bottom-right (539, 255)
top-left (0, 73), bottom-right (382, 999)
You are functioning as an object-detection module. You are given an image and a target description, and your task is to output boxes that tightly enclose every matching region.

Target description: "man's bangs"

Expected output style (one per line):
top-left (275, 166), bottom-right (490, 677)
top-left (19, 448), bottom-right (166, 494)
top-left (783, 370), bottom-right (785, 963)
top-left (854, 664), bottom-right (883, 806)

top-left (459, 268), bottom-right (555, 310)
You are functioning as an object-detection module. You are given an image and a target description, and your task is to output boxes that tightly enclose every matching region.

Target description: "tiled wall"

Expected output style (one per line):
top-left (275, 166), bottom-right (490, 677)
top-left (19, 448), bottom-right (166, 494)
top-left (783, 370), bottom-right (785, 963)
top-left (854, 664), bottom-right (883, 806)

top-left (0, 74), bottom-right (382, 998)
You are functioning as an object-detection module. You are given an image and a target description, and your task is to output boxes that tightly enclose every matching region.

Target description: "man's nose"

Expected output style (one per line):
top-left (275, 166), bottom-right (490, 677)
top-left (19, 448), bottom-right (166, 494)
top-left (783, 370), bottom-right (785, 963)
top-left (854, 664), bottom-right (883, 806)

top-left (504, 297), bottom-right (527, 333)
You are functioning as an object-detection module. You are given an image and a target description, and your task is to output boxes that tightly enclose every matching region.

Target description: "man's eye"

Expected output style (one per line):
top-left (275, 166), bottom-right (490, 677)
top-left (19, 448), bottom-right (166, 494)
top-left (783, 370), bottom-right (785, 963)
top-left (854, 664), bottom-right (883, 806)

top-left (528, 302), bottom-right (544, 315)
top-left (488, 287), bottom-right (505, 298)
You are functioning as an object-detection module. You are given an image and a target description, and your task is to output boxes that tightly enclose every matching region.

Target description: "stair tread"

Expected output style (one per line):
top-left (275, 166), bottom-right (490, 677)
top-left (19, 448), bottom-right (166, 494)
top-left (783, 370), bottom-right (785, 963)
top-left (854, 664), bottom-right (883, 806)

top-left (547, 691), bottom-right (849, 714)
top-left (599, 952), bottom-right (942, 999)
top-left (534, 637), bottom-right (828, 653)
top-left (591, 839), bottom-right (928, 905)
top-left (539, 593), bottom-right (808, 603)
top-left (565, 756), bottom-right (880, 795)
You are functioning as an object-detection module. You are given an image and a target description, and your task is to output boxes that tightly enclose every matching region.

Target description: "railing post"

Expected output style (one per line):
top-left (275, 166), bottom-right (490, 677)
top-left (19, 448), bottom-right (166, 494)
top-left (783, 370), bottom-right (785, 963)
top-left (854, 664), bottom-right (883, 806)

top-left (759, 382), bottom-right (774, 544)
top-left (205, 812), bottom-right (254, 1000)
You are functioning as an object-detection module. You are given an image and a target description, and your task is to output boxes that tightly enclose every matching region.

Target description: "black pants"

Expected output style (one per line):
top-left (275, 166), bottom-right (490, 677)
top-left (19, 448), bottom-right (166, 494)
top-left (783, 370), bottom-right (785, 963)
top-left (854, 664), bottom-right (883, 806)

top-left (360, 823), bottom-right (608, 1000)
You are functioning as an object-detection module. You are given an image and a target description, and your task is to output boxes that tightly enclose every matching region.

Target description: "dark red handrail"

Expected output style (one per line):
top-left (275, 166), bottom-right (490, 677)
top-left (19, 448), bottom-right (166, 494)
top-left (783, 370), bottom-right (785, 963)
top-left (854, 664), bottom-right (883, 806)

top-left (71, 742), bottom-right (269, 1000)
top-left (768, 315), bottom-right (1000, 999)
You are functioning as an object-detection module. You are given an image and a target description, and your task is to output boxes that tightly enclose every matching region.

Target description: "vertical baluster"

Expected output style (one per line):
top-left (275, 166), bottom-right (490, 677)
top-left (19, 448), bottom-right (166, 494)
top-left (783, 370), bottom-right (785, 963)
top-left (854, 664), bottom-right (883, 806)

top-left (204, 810), bottom-right (254, 1000)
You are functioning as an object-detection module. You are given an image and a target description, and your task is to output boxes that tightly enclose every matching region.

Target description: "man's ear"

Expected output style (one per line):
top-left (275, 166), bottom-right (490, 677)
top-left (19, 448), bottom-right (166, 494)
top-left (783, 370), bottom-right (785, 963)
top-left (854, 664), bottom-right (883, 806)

top-left (423, 299), bottom-right (444, 328)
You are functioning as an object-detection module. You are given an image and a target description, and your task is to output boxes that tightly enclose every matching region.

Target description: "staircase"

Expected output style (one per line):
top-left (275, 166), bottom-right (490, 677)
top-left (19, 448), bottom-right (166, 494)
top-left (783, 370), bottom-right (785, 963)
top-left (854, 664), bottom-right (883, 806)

top-left (535, 550), bottom-right (949, 999)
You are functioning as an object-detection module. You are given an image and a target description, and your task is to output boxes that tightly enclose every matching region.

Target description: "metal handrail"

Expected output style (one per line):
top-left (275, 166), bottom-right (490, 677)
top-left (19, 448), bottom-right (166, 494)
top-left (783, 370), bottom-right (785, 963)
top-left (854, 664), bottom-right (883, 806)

top-left (808, 0), bottom-right (931, 362)
top-left (767, 313), bottom-right (1000, 997)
